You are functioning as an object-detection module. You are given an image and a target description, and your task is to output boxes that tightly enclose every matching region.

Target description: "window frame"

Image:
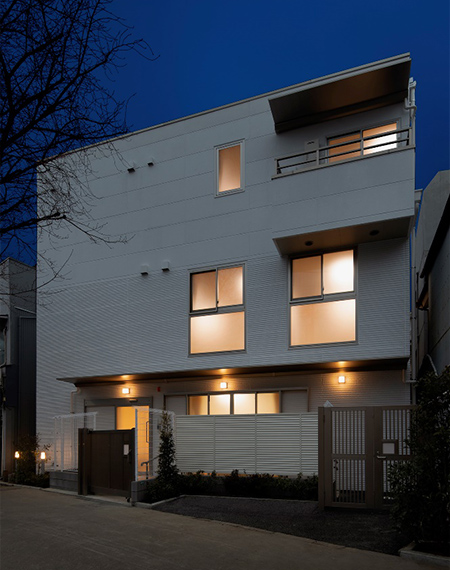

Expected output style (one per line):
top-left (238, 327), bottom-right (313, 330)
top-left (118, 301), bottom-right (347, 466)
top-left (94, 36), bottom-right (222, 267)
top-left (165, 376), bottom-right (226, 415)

top-left (327, 121), bottom-right (399, 164)
top-left (189, 263), bottom-right (246, 355)
top-left (186, 390), bottom-right (286, 415)
top-left (289, 249), bottom-right (357, 348)
top-left (215, 140), bottom-right (245, 196)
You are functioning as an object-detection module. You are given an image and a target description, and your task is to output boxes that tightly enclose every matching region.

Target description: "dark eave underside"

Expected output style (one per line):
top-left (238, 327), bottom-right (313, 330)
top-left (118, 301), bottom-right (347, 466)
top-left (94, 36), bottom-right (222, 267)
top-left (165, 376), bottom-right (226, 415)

top-left (269, 56), bottom-right (411, 133)
top-left (59, 357), bottom-right (408, 387)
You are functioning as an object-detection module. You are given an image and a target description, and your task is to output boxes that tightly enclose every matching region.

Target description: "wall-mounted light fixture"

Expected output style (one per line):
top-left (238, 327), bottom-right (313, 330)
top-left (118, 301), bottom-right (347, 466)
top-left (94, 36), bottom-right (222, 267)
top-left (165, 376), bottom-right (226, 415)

top-left (338, 375), bottom-right (346, 384)
top-left (140, 263), bottom-right (149, 276)
top-left (122, 387), bottom-right (130, 395)
top-left (220, 382), bottom-right (228, 389)
top-left (40, 451), bottom-right (46, 461)
top-left (14, 451), bottom-right (20, 459)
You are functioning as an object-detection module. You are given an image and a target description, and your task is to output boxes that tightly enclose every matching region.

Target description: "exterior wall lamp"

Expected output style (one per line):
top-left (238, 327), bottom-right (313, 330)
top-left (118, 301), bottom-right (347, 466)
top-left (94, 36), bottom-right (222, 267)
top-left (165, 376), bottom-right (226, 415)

top-left (338, 375), bottom-right (346, 384)
top-left (220, 382), bottom-right (228, 389)
top-left (122, 387), bottom-right (130, 395)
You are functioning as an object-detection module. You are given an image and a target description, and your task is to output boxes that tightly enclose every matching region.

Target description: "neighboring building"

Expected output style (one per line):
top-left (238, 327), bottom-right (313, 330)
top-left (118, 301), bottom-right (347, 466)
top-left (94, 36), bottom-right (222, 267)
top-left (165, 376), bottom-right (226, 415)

top-left (0, 258), bottom-right (36, 477)
top-left (414, 170), bottom-right (450, 377)
top-left (37, 54), bottom-right (416, 475)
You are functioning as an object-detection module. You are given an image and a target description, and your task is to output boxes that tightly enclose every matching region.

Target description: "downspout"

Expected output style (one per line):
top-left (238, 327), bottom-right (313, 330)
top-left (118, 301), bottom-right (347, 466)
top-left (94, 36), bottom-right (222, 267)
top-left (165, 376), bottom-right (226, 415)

top-left (70, 388), bottom-right (80, 414)
top-left (404, 78), bottom-right (417, 146)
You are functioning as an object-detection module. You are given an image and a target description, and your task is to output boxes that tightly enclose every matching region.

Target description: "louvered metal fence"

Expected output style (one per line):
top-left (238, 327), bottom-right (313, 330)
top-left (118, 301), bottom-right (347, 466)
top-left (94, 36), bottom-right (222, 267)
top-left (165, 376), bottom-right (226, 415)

top-left (175, 413), bottom-right (318, 476)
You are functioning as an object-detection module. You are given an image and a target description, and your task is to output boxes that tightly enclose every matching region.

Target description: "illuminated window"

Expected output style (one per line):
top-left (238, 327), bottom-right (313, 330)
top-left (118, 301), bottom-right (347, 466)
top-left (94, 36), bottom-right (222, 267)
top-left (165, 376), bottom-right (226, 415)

top-left (290, 250), bottom-right (356, 346)
top-left (188, 392), bottom-right (280, 415)
top-left (328, 123), bottom-right (398, 164)
top-left (190, 266), bottom-right (245, 354)
top-left (217, 142), bottom-right (243, 194)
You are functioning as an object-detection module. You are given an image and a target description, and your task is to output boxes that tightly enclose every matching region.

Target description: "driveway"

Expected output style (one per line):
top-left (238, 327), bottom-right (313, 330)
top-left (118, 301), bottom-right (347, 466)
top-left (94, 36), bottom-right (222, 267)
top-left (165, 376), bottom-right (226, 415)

top-left (0, 485), bottom-right (436, 570)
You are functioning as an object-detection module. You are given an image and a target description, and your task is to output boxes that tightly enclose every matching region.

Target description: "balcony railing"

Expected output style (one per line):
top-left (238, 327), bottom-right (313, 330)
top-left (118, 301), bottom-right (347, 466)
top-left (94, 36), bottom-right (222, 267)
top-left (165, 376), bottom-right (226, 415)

top-left (275, 127), bottom-right (411, 176)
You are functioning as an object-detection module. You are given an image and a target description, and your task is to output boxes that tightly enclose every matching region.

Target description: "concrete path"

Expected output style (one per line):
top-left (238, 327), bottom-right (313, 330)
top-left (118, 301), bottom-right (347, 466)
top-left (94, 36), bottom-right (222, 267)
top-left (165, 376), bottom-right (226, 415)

top-left (0, 485), bottom-right (436, 570)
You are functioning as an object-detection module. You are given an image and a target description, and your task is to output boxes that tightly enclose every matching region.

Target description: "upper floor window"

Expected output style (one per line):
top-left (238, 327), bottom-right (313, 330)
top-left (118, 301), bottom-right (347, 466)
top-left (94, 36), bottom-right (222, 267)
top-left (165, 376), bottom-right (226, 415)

top-left (328, 123), bottom-right (398, 164)
top-left (190, 265), bottom-right (245, 354)
top-left (290, 250), bottom-right (356, 346)
top-left (216, 141), bottom-right (244, 194)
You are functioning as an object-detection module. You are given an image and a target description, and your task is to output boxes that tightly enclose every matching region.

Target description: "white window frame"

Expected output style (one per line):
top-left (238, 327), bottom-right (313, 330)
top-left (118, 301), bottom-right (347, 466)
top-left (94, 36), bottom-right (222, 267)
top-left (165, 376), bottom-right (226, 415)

top-left (189, 264), bottom-right (246, 355)
top-left (215, 140), bottom-right (245, 196)
top-left (289, 249), bottom-right (357, 347)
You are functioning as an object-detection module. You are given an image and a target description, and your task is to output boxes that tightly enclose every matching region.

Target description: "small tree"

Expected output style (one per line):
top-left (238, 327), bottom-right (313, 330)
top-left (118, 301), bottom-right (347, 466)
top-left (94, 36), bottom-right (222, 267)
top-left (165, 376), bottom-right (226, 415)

top-left (388, 367), bottom-right (450, 548)
top-left (157, 412), bottom-right (178, 483)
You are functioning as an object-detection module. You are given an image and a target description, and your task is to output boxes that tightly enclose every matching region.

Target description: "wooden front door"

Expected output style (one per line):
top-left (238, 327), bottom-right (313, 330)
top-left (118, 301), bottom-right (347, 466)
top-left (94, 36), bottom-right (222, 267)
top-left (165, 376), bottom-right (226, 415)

top-left (78, 428), bottom-right (135, 497)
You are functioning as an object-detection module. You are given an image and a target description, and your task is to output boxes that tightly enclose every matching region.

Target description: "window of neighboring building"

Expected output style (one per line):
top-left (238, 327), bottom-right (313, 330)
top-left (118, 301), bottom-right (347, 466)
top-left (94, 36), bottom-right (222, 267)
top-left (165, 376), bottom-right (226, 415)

top-left (217, 142), bottom-right (243, 194)
top-left (328, 123), bottom-right (398, 164)
top-left (190, 265), bottom-right (245, 354)
top-left (290, 250), bottom-right (356, 346)
top-left (188, 391), bottom-right (281, 415)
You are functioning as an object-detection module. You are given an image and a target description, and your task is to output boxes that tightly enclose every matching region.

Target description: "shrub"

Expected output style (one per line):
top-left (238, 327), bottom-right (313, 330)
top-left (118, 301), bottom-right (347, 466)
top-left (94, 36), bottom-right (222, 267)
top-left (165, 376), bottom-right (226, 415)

top-left (10, 434), bottom-right (49, 488)
top-left (388, 367), bottom-right (450, 548)
top-left (157, 412), bottom-right (178, 482)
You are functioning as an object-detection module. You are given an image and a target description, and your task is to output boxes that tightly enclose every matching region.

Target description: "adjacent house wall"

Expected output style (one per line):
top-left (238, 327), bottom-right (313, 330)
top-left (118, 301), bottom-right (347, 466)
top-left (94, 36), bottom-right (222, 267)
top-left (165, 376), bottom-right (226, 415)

top-left (415, 170), bottom-right (450, 374)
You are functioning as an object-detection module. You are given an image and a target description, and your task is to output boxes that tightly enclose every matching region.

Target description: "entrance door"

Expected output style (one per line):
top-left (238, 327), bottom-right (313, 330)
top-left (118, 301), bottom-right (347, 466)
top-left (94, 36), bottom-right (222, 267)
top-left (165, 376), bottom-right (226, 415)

top-left (78, 428), bottom-right (135, 497)
top-left (318, 406), bottom-right (413, 509)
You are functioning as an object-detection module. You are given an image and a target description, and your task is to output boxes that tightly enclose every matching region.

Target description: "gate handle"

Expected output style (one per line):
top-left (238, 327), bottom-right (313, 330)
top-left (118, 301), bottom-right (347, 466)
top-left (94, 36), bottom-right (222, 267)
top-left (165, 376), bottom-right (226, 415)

top-left (376, 454), bottom-right (386, 459)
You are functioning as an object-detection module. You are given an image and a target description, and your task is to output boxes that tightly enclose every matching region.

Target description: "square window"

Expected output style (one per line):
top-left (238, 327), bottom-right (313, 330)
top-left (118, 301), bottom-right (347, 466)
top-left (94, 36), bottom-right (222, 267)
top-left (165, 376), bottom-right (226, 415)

top-left (233, 393), bottom-right (256, 414)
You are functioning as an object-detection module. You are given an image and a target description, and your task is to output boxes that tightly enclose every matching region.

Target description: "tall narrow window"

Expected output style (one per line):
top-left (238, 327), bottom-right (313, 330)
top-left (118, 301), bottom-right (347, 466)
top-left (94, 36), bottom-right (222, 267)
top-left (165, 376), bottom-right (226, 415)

top-left (217, 142), bottom-right (243, 194)
top-left (190, 265), bottom-right (245, 354)
top-left (290, 250), bottom-right (356, 346)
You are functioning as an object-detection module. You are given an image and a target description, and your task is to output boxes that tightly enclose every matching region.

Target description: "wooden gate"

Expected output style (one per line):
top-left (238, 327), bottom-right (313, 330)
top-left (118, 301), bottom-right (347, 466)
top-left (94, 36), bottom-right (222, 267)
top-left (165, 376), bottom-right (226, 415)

top-left (318, 406), bottom-right (414, 509)
top-left (78, 428), bottom-right (135, 497)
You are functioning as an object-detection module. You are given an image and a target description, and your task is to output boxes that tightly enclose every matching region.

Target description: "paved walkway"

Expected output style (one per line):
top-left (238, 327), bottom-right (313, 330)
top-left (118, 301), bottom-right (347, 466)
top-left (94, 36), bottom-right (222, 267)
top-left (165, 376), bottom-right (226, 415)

top-left (0, 485), bottom-right (436, 570)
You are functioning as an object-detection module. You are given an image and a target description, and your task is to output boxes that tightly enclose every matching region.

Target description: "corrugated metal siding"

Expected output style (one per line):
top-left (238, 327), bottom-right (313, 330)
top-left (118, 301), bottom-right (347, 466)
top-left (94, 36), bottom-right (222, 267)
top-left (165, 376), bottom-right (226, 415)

top-left (175, 413), bottom-right (318, 476)
top-left (36, 94), bottom-right (412, 448)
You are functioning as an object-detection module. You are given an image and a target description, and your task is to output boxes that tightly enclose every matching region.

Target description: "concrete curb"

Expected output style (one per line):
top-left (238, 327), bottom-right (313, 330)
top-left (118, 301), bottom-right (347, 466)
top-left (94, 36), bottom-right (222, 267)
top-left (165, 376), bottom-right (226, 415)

top-left (399, 542), bottom-right (450, 568)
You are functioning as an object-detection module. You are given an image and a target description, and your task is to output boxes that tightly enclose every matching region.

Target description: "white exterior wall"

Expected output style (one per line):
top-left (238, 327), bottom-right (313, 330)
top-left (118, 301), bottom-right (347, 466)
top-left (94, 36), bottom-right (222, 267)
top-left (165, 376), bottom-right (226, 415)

top-left (37, 75), bottom-right (414, 449)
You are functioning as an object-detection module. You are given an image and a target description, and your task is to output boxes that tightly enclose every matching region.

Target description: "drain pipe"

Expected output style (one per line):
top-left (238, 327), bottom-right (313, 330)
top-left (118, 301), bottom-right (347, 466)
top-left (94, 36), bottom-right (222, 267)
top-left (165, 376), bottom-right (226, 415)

top-left (70, 388), bottom-right (81, 413)
top-left (404, 78), bottom-right (417, 145)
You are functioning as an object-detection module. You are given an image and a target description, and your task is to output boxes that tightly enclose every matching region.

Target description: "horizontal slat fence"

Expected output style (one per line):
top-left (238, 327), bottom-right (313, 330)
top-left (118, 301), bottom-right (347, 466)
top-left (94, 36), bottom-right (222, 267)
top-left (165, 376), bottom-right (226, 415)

top-left (175, 413), bottom-right (318, 476)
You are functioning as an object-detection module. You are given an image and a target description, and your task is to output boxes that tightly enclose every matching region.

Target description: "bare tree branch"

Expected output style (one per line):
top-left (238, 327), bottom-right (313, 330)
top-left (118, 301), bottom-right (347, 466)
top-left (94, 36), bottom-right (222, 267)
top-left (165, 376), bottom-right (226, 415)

top-left (0, 0), bottom-right (156, 269)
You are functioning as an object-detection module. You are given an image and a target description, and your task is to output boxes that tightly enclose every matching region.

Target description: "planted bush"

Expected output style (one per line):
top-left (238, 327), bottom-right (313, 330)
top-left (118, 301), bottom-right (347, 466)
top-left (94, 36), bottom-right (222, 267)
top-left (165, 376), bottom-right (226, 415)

top-left (10, 434), bottom-right (49, 487)
top-left (145, 468), bottom-right (318, 504)
top-left (388, 368), bottom-right (450, 551)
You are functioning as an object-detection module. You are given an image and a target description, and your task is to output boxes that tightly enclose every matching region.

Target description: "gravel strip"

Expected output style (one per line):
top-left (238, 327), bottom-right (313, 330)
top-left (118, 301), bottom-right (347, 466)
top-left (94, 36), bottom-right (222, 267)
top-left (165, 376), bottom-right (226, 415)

top-left (153, 495), bottom-right (409, 555)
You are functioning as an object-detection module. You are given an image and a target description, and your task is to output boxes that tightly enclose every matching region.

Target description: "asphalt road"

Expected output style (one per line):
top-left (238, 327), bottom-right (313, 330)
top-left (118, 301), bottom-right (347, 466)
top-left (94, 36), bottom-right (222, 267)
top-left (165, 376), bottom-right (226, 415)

top-left (0, 485), bottom-right (437, 570)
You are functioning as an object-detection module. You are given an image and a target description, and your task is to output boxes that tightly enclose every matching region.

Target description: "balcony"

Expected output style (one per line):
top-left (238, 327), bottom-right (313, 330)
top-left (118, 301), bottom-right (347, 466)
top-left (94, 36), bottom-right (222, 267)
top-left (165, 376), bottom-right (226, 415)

top-left (274, 126), bottom-right (411, 177)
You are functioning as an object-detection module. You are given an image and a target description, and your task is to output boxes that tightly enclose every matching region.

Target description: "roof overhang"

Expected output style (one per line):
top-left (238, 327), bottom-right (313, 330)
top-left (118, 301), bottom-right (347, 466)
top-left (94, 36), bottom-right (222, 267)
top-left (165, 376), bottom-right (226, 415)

top-left (269, 54), bottom-right (411, 133)
top-left (59, 357), bottom-right (408, 387)
top-left (273, 217), bottom-right (412, 256)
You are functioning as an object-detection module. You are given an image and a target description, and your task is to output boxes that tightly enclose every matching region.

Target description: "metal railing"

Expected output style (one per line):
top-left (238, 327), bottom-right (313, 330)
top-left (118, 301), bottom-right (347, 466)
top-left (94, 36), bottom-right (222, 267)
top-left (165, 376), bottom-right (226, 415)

top-left (275, 127), bottom-right (411, 176)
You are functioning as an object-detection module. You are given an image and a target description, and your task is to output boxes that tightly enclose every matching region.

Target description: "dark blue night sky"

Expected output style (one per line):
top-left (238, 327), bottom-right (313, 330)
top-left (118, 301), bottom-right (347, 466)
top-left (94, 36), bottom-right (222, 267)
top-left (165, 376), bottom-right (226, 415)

top-left (3, 0), bottom-right (449, 265)
top-left (112, 0), bottom-right (449, 191)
